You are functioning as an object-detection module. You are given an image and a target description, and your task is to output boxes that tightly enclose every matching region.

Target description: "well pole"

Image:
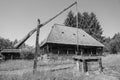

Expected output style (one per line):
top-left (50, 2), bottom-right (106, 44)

top-left (33, 19), bottom-right (41, 74)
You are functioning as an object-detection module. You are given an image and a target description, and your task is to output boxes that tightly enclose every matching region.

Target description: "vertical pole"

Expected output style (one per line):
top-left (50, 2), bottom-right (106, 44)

top-left (83, 60), bottom-right (87, 72)
top-left (11, 55), bottom-right (13, 60)
top-left (58, 49), bottom-right (59, 55)
top-left (76, 0), bottom-right (79, 55)
top-left (33, 19), bottom-right (40, 74)
top-left (99, 58), bottom-right (103, 72)
top-left (57, 47), bottom-right (59, 55)
top-left (67, 50), bottom-right (69, 55)
top-left (51, 45), bottom-right (52, 53)
top-left (47, 44), bottom-right (49, 53)
top-left (81, 49), bottom-right (83, 56)
top-left (91, 50), bottom-right (92, 56)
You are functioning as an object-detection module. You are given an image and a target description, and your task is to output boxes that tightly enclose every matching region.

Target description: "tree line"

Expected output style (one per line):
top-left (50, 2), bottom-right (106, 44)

top-left (0, 37), bottom-right (35, 59)
top-left (0, 11), bottom-right (120, 54)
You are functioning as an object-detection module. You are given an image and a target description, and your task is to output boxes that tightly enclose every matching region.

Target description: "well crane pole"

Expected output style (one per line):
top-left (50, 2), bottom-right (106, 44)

top-left (14, 2), bottom-right (77, 49)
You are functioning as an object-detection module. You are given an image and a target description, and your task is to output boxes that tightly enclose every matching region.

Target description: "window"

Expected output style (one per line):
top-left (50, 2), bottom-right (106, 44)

top-left (83, 35), bottom-right (85, 37)
top-left (62, 32), bottom-right (64, 34)
top-left (73, 33), bottom-right (76, 35)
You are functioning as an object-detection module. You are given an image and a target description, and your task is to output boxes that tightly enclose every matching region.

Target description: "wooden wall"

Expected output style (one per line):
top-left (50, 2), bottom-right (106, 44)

top-left (41, 43), bottom-right (103, 56)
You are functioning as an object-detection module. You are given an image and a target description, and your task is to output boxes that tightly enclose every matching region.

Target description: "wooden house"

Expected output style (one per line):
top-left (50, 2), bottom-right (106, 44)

top-left (40, 24), bottom-right (104, 56)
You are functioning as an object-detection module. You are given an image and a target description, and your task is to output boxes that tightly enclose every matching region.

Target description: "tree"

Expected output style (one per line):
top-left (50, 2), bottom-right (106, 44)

top-left (64, 11), bottom-right (76, 27)
top-left (103, 37), bottom-right (111, 52)
top-left (21, 45), bottom-right (35, 59)
top-left (109, 40), bottom-right (117, 54)
top-left (12, 39), bottom-right (18, 47)
top-left (0, 37), bottom-right (13, 50)
top-left (103, 33), bottom-right (120, 54)
top-left (110, 33), bottom-right (120, 53)
top-left (64, 11), bottom-right (104, 42)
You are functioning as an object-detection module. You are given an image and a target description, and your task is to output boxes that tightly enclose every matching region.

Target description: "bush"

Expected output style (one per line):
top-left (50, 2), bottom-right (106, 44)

top-left (109, 40), bottom-right (118, 54)
top-left (21, 49), bottom-right (34, 60)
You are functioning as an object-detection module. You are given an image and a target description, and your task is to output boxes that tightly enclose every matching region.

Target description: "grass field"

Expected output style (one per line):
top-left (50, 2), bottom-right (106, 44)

top-left (0, 54), bottom-right (120, 80)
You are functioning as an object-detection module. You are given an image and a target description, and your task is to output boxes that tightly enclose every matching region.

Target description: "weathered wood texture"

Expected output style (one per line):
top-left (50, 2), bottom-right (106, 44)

top-left (73, 56), bottom-right (103, 72)
top-left (41, 43), bottom-right (103, 56)
top-left (33, 19), bottom-right (40, 74)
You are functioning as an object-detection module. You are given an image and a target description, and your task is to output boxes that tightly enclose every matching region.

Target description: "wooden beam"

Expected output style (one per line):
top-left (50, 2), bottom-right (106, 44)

top-left (82, 60), bottom-right (88, 72)
top-left (58, 49), bottom-right (59, 55)
top-left (33, 19), bottom-right (41, 74)
top-left (11, 55), bottom-right (13, 60)
top-left (81, 49), bottom-right (83, 56)
top-left (47, 44), bottom-right (49, 53)
top-left (57, 46), bottom-right (59, 55)
top-left (67, 50), bottom-right (69, 55)
top-left (99, 58), bottom-right (103, 72)
top-left (90, 50), bottom-right (92, 56)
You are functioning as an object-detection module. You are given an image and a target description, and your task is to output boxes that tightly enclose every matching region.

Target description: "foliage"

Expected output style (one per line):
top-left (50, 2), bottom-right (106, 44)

top-left (0, 37), bottom-right (27, 50)
top-left (0, 36), bottom-right (35, 59)
top-left (0, 37), bottom-right (13, 50)
top-left (109, 33), bottom-right (120, 54)
top-left (21, 45), bottom-right (35, 59)
top-left (103, 37), bottom-right (111, 52)
top-left (103, 33), bottom-right (120, 54)
top-left (64, 11), bottom-right (104, 42)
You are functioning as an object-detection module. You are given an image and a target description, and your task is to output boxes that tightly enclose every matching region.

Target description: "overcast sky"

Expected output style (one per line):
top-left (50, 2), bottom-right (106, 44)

top-left (0, 0), bottom-right (120, 46)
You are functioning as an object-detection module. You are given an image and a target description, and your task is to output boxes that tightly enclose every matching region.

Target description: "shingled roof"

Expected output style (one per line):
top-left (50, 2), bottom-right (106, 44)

top-left (40, 24), bottom-right (104, 47)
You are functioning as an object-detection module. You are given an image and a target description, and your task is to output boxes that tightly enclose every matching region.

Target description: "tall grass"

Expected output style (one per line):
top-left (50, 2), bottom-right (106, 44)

top-left (0, 60), bottom-right (33, 71)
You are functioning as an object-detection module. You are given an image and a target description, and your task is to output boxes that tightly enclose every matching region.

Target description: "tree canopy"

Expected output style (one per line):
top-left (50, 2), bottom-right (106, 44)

top-left (109, 33), bottom-right (120, 53)
top-left (0, 37), bottom-right (13, 50)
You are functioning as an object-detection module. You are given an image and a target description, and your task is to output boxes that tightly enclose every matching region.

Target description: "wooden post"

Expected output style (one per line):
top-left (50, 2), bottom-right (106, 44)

top-left (83, 60), bottom-right (88, 72)
top-left (50, 45), bottom-right (52, 53)
top-left (96, 49), bottom-right (99, 56)
top-left (58, 47), bottom-right (59, 55)
top-left (47, 44), bottom-right (49, 53)
top-left (91, 51), bottom-right (92, 56)
top-left (99, 58), bottom-right (103, 72)
top-left (81, 49), bottom-right (83, 56)
top-left (33, 19), bottom-right (41, 74)
top-left (67, 50), bottom-right (69, 55)
top-left (11, 55), bottom-right (13, 60)
top-left (58, 50), bottom-right (59, 55)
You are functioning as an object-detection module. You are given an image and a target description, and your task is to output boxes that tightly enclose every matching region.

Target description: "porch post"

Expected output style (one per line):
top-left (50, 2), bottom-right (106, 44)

top-left (81, 49), bottom-right (83, 56)
top-left (90, 50), bottom-right (92, 56)
top-left (58, 47), bottom-right (59, 55)
top-left (82, 60), bottom-right (88, 72)
top-left (47, 44), bottom-right (49, 53)
top-left (99, 58), bottom-right (103, 72)
top-left (67, 49), bottom-right (69, 55)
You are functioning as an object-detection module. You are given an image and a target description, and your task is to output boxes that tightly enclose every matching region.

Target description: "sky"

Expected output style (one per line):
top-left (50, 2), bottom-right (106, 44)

top-left (0, 0), bottom-right (120, 46)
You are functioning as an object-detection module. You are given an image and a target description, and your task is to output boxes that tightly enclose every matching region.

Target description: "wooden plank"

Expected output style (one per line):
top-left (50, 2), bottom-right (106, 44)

top-left (73, 56), bottom-right (101, 60)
